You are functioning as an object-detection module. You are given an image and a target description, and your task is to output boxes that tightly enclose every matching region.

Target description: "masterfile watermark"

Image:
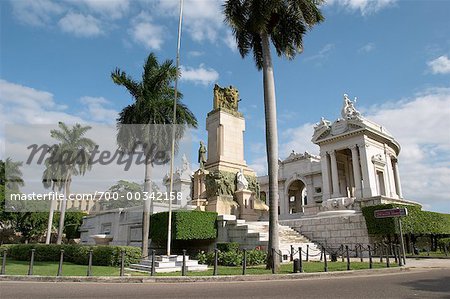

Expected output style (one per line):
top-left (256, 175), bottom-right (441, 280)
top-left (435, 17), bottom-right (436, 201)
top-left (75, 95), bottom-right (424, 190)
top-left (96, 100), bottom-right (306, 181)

top-left (4, 123), bottom-right (193, 212)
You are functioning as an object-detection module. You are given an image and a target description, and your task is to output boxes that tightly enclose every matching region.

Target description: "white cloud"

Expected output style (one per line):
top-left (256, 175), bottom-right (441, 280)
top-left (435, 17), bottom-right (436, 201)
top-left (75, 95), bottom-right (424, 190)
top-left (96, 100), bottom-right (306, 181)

top-left (129, 13), bottom-right (166, 50)
top-left (76, 0), bottom-right (130, 19)
top-left (0, 79), bottom-right (119, 158)
top-left (366, 88), bottom-right (450, 211)
top-left (58, 12), bottom-right (103, 37)
top-left (304, 43), bottom-right (335, 62)
top-left (359, 42), bottom-right (375, 53)
top-left (155, 0), bottom-right (223, 42)
top-left (0, 79), bottom-right (78, 125)
top-left (427, 55), bottom-right (450, 74)
top-left (326, 0), bottom-right (397, 15)
top-left (280, 123), bottom-right (320, 158)
top-left (79, 97), bottom-right (118, 123)
top-left (188, 51), bottom-right (205, 57)
top-left (10, 0), bottom-right (64, 26)
top-left (180, 64), bottom-right (219, 86)
top-left (224, 30), bottom-right (238, 53)
top-left (249, 155), bottom-right (268, 176)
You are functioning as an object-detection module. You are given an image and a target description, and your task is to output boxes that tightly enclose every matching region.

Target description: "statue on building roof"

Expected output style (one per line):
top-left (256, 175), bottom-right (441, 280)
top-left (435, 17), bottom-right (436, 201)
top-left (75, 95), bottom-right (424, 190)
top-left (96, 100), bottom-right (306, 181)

top-left (314, 117), bottom-right (331, 130)
top-left (213, 84), bottom-right (240, 111)
top-left (341, 94), bottom-right (361, 120)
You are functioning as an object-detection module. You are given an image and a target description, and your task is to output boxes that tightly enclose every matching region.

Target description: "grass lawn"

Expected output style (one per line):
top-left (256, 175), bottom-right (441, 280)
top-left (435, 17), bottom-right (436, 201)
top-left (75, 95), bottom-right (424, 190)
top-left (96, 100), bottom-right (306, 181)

top-left (0, 259), bottom-right (119, 276)
top-left (0, 258), bottom-right (396, 277)
top-left (413, 251), bottom-right (449, 258)
top-left (152, 261), bottom-right (396, 276)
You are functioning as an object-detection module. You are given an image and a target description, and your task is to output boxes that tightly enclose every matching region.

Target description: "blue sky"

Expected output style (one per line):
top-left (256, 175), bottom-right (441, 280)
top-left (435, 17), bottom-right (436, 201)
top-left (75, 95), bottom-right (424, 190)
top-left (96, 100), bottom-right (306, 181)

top-left (1, 0), bottom-right (449, 212)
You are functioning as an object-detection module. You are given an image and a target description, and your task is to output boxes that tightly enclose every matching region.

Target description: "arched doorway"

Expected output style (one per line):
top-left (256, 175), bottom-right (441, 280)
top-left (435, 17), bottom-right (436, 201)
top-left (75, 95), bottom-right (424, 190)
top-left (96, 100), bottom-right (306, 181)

top-left (287, 180), bottom-right (307, 214)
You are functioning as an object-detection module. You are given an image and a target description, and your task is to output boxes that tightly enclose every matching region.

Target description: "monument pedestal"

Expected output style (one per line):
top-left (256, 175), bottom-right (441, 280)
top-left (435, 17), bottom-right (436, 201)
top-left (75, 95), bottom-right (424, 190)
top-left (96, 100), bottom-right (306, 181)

top-left (235, 189), bottom-right (269, 221)
top-left (205, 195), bottom-right (238, 215)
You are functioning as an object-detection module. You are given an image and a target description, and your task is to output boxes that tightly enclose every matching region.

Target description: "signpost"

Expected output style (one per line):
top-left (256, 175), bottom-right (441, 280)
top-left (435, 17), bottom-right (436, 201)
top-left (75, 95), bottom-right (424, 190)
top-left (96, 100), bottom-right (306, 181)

top-left (374, 208), bottom-right (408, 265)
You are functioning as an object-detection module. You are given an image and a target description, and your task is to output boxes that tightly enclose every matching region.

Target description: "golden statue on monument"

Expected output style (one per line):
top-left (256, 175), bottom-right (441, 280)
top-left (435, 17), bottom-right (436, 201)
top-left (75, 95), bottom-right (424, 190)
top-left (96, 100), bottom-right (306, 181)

top-left (213, 84), bottom-right (240, 111)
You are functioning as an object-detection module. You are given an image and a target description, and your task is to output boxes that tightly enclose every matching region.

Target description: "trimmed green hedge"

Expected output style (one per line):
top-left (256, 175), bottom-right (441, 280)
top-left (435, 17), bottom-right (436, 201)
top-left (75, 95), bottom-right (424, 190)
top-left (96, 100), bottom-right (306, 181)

top-left (362, 204), bottom-right (450, 235)
top-left (0, 244), bottom-right (141, 266)
top-left (150, 211), bottom-right (217, 243)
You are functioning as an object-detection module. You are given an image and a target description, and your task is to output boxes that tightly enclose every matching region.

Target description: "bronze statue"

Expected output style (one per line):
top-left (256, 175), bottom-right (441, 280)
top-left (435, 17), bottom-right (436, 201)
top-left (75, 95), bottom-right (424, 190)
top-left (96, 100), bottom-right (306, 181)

top-left (213, 84), bottom-right (240, 111)
top-left (198, 141), bottom-right (207, 170)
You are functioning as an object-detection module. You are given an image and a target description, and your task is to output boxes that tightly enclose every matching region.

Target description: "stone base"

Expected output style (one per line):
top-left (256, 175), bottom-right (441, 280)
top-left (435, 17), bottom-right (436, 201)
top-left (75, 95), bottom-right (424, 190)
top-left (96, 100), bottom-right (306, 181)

top-left (280, 212), bottom-right (370, 251)
top-left (235, 189), bottom-right (269, 221)
top-left (205, 195), bottom-right (238, 215)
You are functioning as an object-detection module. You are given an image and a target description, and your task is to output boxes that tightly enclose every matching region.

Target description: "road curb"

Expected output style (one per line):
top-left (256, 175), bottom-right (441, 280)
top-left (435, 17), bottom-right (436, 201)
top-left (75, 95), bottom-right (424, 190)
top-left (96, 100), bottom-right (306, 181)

top-left (0, 267), bottom-right (411, 283)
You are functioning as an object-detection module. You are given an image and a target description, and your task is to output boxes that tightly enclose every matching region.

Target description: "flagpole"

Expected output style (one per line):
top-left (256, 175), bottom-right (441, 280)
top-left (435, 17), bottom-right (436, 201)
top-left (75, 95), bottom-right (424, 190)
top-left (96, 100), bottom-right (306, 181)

top-left (167, 0), bottom-right (184, 257)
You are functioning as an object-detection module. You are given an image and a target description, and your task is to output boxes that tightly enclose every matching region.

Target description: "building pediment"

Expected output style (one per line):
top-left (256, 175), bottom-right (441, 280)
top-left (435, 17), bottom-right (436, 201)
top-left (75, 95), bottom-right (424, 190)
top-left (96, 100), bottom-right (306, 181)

top-left (312, 117), bottom-right (365, 144)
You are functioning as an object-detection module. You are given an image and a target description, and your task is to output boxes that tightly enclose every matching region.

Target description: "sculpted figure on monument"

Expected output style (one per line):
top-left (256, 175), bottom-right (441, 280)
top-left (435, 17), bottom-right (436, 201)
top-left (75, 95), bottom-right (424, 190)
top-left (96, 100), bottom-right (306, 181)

top-left (198, 141), bottom-right (207, 170)
top-left (213, 84), bottom-right (240, 111)
top-left (236, 168), bottom-right (249, 191)
top-left (341, 94), bottom-right (361, 120)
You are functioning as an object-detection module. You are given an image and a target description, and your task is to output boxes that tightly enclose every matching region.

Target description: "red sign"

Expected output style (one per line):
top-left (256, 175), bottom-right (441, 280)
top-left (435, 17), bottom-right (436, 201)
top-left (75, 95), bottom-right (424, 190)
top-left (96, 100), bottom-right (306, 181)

top-left (374, 208), bottom-right (408, 218)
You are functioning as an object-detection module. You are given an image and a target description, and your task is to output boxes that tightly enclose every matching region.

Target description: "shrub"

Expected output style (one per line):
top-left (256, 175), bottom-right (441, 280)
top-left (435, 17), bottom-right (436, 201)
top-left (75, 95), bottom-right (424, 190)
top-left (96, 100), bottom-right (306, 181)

top-left (246, 249), bottom-right (267, 266)
top-left (216, 242), bottom-right (239, 253)
top-left (150, 211), bottom-right (217, 244)
top-left (438, 238), bottom-right (450, 248)
top-left (219, 250), bottom-right (242, 266)
top-left (195, 251), bottom-right (215, 265)
top-left (0, 244), bottom-right (141, 266)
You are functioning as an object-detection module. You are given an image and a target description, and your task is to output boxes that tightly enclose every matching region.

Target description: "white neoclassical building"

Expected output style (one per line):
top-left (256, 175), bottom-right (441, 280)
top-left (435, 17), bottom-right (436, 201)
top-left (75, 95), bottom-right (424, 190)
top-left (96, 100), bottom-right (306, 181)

top-left (258, 94), bottom-right (416, 246)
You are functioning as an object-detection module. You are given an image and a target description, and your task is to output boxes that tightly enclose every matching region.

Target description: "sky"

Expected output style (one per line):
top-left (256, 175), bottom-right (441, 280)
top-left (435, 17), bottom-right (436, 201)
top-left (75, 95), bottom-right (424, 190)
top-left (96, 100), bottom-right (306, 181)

top-left (1, 0), bottom-right (449, 213)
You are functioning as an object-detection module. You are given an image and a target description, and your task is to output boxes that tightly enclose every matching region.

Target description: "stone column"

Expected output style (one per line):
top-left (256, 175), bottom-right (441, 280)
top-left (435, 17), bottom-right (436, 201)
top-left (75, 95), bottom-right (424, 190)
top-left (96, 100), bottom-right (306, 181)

top-left (393, 160), bottom-right (403, 198)
top-left (359, 144), bottom-right (375, 198)
top-left (329, 150), bottom-right (340, 198)
top-left (320, 151), bottom-right (331, 200)
top-left (350, 145), bottom-right (362, 199)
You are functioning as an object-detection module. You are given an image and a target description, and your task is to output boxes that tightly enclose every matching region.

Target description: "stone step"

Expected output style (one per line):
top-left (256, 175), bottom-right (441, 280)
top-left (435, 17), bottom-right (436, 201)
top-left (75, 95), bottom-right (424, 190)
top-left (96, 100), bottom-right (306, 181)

top-left (128, 264), bottom-right (208, 273)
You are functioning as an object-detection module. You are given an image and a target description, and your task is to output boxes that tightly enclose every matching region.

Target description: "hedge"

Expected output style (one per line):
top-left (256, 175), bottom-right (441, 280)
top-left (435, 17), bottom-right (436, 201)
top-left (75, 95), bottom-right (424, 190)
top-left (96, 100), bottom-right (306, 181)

top-left (362, 204), bottom-right (450, 235)
top-left (0, 244), bottom-right (141, 266)
top-left (150, 210), bottom-right (217, 243)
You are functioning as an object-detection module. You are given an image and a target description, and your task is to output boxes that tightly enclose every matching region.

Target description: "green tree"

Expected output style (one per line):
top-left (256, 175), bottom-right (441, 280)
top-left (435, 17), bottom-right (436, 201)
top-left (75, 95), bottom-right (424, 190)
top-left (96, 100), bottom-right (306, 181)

top-left (111, 52), bottom-right (198, 257)
top-left (42, 144), bottom-right (66, 244)
top-left (53, 209), bottom-right (87, 240)
top-left (224, 0), bottom-right (324, 271)
top-left (3, 157), bottom-right (24, 193)
top-left (49, 122), bottom-right (97, 244)
top-left (102, 180), bottom-right (160, 210)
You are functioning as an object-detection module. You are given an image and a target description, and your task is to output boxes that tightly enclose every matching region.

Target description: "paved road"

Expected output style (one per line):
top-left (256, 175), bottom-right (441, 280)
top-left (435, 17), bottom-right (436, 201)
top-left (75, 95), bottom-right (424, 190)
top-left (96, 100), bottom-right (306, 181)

top-left (1, 268), bottom-right (450, 299)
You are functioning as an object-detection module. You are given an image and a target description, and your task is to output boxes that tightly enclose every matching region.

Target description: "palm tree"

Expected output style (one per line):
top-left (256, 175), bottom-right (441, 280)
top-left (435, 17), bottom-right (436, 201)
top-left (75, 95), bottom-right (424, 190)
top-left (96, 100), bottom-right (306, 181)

top-left (111, 52), bottom-right (198, 257)
top-left (4, 157), bottom-right (25, 193)
top-left (42, 144), bottom-right (66, 244)
top-left (49, 122), bottom-right (97, 244)
top-left (224, 0), bottom-right (324, 271)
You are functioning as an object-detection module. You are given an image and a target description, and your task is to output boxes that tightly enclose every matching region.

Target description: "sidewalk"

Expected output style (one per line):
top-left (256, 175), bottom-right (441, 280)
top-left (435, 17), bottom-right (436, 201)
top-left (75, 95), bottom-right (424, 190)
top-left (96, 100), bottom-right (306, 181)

top-left (405, 258), bottom-right (450, 268)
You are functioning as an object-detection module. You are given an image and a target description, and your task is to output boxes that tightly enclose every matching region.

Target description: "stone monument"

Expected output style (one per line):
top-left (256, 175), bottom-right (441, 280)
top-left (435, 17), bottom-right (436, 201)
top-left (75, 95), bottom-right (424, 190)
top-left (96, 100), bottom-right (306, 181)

top-left (193, 84), bottom-right (268, 220)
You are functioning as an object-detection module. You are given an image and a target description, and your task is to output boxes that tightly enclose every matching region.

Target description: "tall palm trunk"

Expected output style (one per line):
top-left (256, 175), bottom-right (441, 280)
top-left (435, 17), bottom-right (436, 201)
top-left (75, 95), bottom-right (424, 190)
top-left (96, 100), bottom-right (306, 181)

top-left (45, 183), bottom-right (56, 244)
top-left (57, 172), bottom-right (71, 244)
top-left (261, 32), bottom-right (280, 271)
top-left (141, 155), bottom-right (152, 258)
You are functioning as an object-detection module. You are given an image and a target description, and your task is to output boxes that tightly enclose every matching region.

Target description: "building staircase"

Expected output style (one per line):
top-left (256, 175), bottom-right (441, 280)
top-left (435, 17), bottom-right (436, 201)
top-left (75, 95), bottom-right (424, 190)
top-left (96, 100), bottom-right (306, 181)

top-left (224, 219), bottom-right (324, 262)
